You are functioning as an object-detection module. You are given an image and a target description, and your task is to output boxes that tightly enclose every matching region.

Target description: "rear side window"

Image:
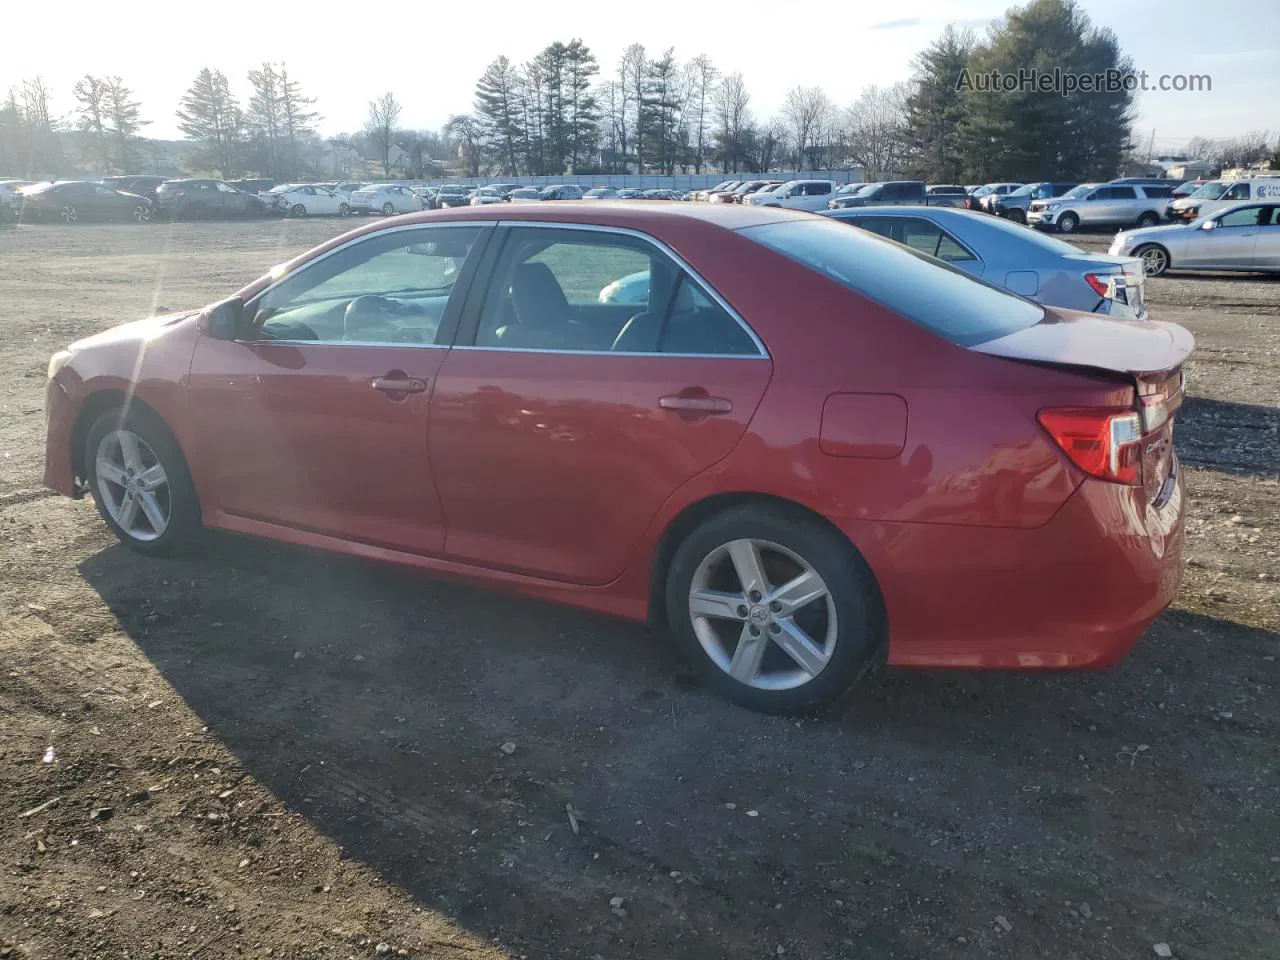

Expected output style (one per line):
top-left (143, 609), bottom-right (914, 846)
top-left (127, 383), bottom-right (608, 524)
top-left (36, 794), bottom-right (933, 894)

top-left (742, 219), bottom-right (1042, 346)
top-left (1110, 187), bottom-right (1137, 199)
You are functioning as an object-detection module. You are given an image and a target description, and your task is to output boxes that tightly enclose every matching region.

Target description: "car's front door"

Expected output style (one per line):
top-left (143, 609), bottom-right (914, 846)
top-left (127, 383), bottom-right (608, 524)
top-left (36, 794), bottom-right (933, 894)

top-left (428, 224), bottom-right (772, 585)
top-left (1184, 205), bottom-right (1264, 269)
top-left (187, 223), bottom-right (491, 552)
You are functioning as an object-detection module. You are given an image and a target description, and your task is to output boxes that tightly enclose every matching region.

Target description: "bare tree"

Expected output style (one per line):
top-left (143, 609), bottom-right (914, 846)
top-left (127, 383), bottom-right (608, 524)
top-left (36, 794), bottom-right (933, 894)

top-left (363, 92), bottom-right (402, 177)
top-left (783, 86), bottom-right (834, 171)
top-left (683, 55), bottom-right (719, 173)
top-left (843, 83), bottom-right (910, 179)
top-left (446, 114), bottom-right (483, 177)
top-left (711, 71), bottom-right (751, 173)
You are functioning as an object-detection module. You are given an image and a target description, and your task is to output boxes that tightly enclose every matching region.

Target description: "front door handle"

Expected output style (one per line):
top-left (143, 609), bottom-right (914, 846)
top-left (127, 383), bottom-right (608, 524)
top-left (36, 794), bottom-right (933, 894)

top-left (371, 374), bottom-right (428, 397)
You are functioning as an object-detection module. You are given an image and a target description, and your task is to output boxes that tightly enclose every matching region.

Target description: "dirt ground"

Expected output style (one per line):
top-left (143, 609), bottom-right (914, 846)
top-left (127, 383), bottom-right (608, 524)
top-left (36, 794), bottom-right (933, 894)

top-left (0, 217), bottom-right (1276, 960)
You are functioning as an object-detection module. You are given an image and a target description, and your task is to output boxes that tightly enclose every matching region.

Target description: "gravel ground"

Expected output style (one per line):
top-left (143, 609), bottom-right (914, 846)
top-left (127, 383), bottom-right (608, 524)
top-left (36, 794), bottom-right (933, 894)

top-left (0, 218), bottom-right (1277, 960)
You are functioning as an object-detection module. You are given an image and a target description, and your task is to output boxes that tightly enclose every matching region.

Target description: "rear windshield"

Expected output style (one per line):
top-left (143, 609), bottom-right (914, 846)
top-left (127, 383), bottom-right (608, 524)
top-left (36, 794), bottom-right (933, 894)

top-left (740, 219), bottom-right (1043, 346)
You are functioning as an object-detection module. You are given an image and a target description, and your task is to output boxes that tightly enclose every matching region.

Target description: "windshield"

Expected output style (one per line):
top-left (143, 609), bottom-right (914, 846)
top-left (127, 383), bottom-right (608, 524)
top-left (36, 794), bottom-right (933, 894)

top-left (1059, 184), bottom-right (1099, 200)
top-left (971, 185), bottom-right (995, 197)
top-left (1008, 183), bottom-right (1038, 198)
top-left (1190, 181), bottom-right (1229, 199)
top-left (742, 219), bottom-right (1043, 346)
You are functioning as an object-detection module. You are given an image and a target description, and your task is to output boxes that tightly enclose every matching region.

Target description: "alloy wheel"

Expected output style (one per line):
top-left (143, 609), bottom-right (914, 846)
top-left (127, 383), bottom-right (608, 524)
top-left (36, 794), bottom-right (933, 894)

top-left (1138, 245), bottom-right (1169, 276)
top-left (339, 202), bottom-right (350, 217)
top-left (133, 205), bottom-right (151, 223)
top-left (290, 203), bottom-right (307, 217)
top-left (382, 202), bottom-right (395, 215)
top-left (60, 205), bottom-right (78, 223)
top-left (1057, 212), bottom-right (1078, 233)
top-left (94, 429), bottom-right (171, 542)
top-left (688, 538), bottom-right (837, 691)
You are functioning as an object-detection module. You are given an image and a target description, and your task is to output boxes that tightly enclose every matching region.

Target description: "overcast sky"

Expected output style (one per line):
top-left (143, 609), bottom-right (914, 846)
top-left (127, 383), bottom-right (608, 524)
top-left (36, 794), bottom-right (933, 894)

top-left (2, 0), bottom-right (1273, 154)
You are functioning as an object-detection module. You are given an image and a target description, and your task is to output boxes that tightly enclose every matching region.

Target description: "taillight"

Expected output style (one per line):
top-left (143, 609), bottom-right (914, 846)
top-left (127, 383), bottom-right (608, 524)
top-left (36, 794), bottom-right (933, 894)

top-left (1038, 407), bottom-right (1142, 485)
top-left (1083, 273), bottom-right (1111, 298)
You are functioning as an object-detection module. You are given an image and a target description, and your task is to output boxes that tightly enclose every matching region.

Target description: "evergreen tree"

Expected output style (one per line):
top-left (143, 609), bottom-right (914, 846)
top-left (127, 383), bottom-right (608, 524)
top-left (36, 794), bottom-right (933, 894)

top-left (278, 65), bottom-right (318, 179)
top-left (564, 40), bottom-right (599, 171)
top-left (474, 56), bottom-right (525, 174)
top-left (957, 0), bottom-right (1133, 181)
top-left (246, 63), bottom-right (283, 177)
top-left (73, 75), bottom-right (111, 171)
top-left (902, 25), bottom-right (973, 182)
top-left (103, 77), bottom-right (146, 172)
top-left (176, 68), bottom-right (243, 175)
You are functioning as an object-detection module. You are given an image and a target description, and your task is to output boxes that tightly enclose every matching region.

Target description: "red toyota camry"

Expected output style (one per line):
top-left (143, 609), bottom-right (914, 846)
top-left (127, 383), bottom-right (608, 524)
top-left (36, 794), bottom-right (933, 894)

top-left (43, 203), bottom-right (1191, 712)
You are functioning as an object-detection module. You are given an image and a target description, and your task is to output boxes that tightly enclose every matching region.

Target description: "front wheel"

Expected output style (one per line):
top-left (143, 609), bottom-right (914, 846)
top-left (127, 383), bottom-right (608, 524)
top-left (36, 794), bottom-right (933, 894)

top-left (1007, 208), bottom-right (1027, 224)
top-left (1056, 211), bottom-right (1079, 234)
top-left (84, 406), bottom-right (202, 556)
top-left (1134, 243), bottom-right (1170, 277)
top-left (1136, 211), bottom-right (1160, 228)
top-left (338, 202), bottom-right (351, 217)
top-left (381, 202), bottom-right (395, 216)
top-left (132, 204), bottom-right (151, 223)
top-left (665, 505), bottom-right (883, 713)
top-left (290, 203), bottom-right (307, 218)
top-left (60, 204), bottom-right (79, 223)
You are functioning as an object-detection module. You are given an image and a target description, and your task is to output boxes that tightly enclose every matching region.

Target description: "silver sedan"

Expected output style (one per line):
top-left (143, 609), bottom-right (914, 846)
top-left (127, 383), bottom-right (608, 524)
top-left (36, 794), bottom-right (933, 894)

top-left (1109, 201), bottom-right (1280, 276)
top-left (821, 206), bottom-right (1148, 319)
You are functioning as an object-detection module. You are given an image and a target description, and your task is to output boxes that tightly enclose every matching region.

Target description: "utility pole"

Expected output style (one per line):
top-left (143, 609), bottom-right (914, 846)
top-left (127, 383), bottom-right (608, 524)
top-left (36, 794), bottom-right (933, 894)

top-left (1146, 128), bottom-right (1156, 166)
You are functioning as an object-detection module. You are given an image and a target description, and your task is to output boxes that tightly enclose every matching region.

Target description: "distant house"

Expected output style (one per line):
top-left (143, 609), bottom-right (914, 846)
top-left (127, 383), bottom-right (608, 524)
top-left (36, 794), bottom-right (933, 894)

top-left (1119, 158), bottom-right (1165, 178)
top-left (1166, 160), bottom-right (1216, 181)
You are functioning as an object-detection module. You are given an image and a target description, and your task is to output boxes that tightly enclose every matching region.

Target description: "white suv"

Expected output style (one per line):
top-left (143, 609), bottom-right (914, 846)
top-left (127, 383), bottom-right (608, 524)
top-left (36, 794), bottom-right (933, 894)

top-left (1168, 178), bottom-right (1280, 221)
top-left (745, 179), bottom-right (837, 211)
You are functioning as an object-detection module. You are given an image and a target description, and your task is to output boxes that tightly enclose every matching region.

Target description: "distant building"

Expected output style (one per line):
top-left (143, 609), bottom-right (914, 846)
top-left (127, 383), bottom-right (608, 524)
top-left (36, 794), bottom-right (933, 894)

top-left (1166, 160), bottom-right (1216, 180)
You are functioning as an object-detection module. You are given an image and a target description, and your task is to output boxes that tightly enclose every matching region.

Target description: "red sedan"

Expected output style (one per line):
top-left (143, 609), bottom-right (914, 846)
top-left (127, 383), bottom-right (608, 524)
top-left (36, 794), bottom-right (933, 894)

top-left (43, 204), bottom-right (1191, 712)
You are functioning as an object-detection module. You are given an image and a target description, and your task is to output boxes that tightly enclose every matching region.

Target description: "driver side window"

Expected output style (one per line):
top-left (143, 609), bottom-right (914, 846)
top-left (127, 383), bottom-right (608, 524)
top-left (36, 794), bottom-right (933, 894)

top-left (249, 226), bottom-right (482, 346)
top-left (1216, 206), bottom-right (1261, 228)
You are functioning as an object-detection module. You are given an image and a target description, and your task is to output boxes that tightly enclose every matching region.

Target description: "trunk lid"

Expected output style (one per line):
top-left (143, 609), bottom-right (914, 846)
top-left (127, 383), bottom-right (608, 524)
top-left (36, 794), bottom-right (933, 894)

top-left (977, 308), bottom-right (1192, 501)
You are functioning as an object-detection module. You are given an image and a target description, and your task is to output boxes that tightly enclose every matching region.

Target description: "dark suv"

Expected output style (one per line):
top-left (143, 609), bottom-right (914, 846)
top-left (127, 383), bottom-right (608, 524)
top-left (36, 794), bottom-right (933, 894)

top-left (100, 175), bottom-right (166, 201)
top-left (829, 180), bottom-right (927, 209)
top-left (153, 179), bottom-right (266, 218)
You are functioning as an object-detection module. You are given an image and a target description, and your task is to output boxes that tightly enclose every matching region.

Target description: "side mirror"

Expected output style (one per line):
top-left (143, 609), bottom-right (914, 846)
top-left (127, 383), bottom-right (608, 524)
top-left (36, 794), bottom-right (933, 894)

top-left (1201, 219), bottom-right (1217, 231)
top-left (201, 296), bottom-right (245, 341)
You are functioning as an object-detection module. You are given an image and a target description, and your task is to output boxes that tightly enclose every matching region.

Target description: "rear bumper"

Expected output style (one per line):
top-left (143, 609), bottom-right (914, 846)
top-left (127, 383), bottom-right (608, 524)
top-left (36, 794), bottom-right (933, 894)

top-left (847, 466), bottom-right (1184, 670)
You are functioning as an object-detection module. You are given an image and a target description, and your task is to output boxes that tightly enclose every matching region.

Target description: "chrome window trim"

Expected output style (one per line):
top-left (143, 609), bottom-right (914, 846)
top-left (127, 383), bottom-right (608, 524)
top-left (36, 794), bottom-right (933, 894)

top-left (238, 221), bottom-right (495, 347)
top-left (462, 220), bottom-right (770, 359)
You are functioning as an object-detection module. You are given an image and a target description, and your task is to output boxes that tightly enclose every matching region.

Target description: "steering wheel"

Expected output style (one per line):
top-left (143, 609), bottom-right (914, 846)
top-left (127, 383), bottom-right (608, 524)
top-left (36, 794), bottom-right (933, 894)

top-left (343, 295), bottom-right (408, 340)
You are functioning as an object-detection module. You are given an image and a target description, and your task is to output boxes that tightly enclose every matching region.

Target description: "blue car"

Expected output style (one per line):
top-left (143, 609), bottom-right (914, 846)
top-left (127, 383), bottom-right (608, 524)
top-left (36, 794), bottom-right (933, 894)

top-left (821, 205), bottom-right (1148, 319)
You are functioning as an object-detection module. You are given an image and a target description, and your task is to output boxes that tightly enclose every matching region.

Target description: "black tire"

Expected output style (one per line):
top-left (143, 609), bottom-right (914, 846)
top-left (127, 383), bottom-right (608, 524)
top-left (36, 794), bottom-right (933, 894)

top-left (60, 204), bottom-right (79, 224)
top-left (1135, 211), bottom-right (1160, 228)
top-left (290, 203), bottom-right (307, 218)
top-left (1134, 243), bottom-right (1171, 277)
top-left (84, 405), bottom-right (202, 557)
top-left (664, 504), bottom-right (883, 714)
top-left (381, 202), bottom-right (395, 216)
top-left (1056, 211), bottom-right (1079, 233)
top-left (338, 202), bottom-right (351, 217)
top-left (1007, 208), bottom-right (1027, 224)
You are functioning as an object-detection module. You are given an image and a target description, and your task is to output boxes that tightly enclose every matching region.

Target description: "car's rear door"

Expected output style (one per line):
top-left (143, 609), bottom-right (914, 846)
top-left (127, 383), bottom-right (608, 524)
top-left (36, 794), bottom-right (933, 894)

top-left (428, 223), bottom-right (772, 585)
top-left (1250, 205), bottom-right (1280, 268)
top-left (188, 223), bottom-right (492, 553)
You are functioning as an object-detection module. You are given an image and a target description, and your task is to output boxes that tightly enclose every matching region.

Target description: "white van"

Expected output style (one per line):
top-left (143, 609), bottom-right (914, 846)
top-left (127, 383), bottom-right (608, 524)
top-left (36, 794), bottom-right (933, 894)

top-left (1168, 178), bottom-right (1280, 221)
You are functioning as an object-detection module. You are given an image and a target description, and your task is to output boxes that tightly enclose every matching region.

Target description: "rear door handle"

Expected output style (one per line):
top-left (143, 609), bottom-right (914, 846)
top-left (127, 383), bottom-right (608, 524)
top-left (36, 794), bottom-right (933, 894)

top-left (659, 393), bottom-right (733, 415)
top-left (371, 375), bottom-right (428, 395)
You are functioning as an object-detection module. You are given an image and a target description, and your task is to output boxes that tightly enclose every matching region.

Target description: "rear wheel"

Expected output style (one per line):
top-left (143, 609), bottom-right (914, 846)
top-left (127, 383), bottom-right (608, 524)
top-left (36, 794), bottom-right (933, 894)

top-left (84, 406), bottom-right (202, 557)
top-left (60, 204), bottom-right (79, 223)
top-left (290, 203), bottom-right (307, 218)
top-left (1136, 211), bottom-right (1160, 228)
top-left (338, 202), bottom-right (351, 217)
top-left (381, 202), bottom-right (395, 216)
top-left (1056, 211), bottom-right (1079, 233)
top-left (665, 504), bottom-right (883, 713)
top-left (132, 204), bottom-right (151, 223)
top-left (1134, 243), bottom-right (1170, 277)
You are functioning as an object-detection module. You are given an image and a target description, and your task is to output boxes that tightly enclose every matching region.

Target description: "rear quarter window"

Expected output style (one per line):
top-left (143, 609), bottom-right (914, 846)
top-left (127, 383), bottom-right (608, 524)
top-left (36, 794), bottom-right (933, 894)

top-left (741, 219), bottom-right (1043, 347)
